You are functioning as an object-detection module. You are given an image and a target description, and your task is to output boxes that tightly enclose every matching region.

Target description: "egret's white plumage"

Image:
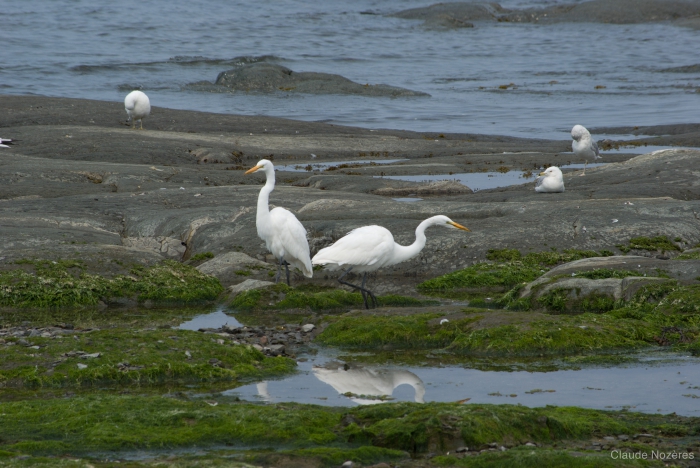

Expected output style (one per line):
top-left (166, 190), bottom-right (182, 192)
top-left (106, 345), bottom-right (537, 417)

top-left (535, 166), bottom-right (565, 193)
top-left (312, 215), bottom-right (469, 308)
top-left (124, 90), bottom-right (151, 130)
top-left (246, 159), bottom-right (312, 284)
top-left (313, 365), bottom-right (425, 405)
top-left (0, 138), bottom-right (15, 148)
top-left (571, 124), bottom-right (601, 175)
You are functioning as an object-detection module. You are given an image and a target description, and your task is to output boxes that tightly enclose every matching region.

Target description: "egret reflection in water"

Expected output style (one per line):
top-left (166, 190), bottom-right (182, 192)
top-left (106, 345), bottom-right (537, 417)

top-left (313, 363), bottom-right (425, 405)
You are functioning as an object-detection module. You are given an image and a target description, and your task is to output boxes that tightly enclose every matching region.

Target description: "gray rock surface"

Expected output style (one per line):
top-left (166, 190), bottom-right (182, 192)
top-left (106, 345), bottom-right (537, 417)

top-left (197, 252), bottom-right (271, 286)
top-left (227, 279), bottom-right (275, 297)
top-left (191, 62), bottom-right (429, 97)
top-left (1, 95), bottom-right (699, 298)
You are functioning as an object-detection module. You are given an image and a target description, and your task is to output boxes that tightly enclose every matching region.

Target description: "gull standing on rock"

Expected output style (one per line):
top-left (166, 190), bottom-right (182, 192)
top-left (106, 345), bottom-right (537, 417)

top-left (0, 138), bottom-right (15, 148)
top-left (312, 215), bottom-right (469, 309)
top-left (245, 159), bottom-right (313, 285)
top-left (535, 166), bottom-right (565, 193)
top-left (571, 124), bottom-right (601, 175)
top-left (124, 90), bottom-right (151, 130)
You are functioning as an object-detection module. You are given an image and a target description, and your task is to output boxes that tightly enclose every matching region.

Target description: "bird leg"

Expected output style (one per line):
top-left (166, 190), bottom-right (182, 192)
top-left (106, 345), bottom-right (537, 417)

top-left (275, 258), bottom-right (291, 286)
top-left (361, 272), bottom-right (378, 309)
top-left (337, 268), bottom-right (376, 310)
top-left (580, 161), bottom-right (587, 176)
top-left (284, 261), bottom-right (291, 286)
top-left (139, 119), bottom-right (144, 130)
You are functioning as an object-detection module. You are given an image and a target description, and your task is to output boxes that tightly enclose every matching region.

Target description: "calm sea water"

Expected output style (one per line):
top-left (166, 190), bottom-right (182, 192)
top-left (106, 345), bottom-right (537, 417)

top-left (2, 0), bottom-right (699, 138)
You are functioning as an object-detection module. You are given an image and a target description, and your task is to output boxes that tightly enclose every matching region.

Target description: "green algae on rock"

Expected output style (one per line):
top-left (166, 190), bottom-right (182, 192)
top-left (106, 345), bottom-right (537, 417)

top-left (230, 283), bottom-right (431, 312)
top-left (0, 328), bottom-right (295, 388)
top-left (1, 398), bottom-right (697, 466)
top-left (0, 259), bottom-right (223, 307)
top-left (616, 236), bottom-right (682, 254)
top-left (418, 249), bottom-right (615, 298)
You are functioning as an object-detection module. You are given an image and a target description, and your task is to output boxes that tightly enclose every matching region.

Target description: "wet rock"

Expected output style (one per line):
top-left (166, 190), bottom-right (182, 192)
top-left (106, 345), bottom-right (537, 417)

top-left (193, 62), bottom-right (429, 97)
top-left (302, 324), bottom-right (315, 333)
top-left (268, 344), bottom-right (285, 356)
top-left (391, 3), bottom-right (507, 28)
top-left (196, 252), bottom-right (270, 286)
top-left (80, 352), bottom-right (101, 359)
top-left (227, 279), bottom-right (275, 297)
top-left (373, 180), bottom-right (472, 196)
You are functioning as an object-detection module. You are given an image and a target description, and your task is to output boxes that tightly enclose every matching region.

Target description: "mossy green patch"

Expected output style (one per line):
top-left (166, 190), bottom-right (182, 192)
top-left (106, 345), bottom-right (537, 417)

top-left (0, 260), bottom-right (223, 308)
top-left (616, 236), bottom-right (681, 254)
top-left (432, 448), bottom-right (661, 467)
top-left (0, 398), bottom-right (697, 459)
top-left (230, 283), bottom-right (431, 312)
top-left (419, 249), bottom-right (615, 297)
top-left (316, 309), bottom-right (665, 357)
top-left (675, 249), bottom-right (700, 260)
top-left (0, 328), bottom-right (295, 388)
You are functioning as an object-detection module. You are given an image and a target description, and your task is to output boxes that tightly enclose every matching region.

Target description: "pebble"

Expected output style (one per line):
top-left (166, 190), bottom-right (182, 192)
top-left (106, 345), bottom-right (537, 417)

top-left (197, 323), bottom-right (316, 358)
top-left (76, 363), bottom-right (88, 370)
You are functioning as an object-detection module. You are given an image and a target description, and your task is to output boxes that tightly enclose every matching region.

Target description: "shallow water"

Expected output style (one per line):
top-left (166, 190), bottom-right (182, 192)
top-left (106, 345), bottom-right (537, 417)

top-left (225, 349), bottom-right (700, 415)
top-left (178, 309), bottom-right (242, 331)
top-left (3, 0), bottom-right (700, 138)
top-left (276, 159), bottom-right (407, 172)
top-left (377, 162), bottom-right (605, 191)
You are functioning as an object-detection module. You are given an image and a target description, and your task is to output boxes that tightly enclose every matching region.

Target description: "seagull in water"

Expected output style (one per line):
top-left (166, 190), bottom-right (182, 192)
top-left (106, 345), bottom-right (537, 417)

top-left (571, 124), bottom-right (601, 176)
top-left (535, 166), bottom-right (565, 193)
top-left (124, 90), bottom-right (151, 130)
top-left (0, 138), bottom-right (15, 148)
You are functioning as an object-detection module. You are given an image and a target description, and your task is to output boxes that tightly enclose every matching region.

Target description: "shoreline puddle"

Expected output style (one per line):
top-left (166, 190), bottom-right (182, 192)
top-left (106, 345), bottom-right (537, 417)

top-left (221, 349), bottom-right (700, 415)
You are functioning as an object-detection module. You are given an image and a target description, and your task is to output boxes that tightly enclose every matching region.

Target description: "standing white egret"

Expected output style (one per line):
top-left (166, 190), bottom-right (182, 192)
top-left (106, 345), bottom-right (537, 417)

top-left (571, 124), bottom-right (601, 176)
top-left (312, 215), bottom-right (469, 309)
top-left (245, 159), bottom-right (312, 285)
top-left (535, 166), bottom-right (565, 193)
top-left (124, 90), bottom-right (151, 130)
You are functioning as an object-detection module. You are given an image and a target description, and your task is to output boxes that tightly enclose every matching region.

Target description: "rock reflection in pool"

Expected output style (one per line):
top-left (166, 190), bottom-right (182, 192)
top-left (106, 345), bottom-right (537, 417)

top-left (313, 362), bottom-right (425, 404)
top-left (178, 309), bottom-right (242, 331)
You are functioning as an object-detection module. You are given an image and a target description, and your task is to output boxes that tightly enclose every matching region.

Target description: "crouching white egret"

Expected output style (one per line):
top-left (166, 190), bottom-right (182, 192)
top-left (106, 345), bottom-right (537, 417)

top-left (124, 90), bottom-right (151, 130)
top-left (571, 124), bottom-right (601, 175)
top-left (535, 166), bottom-right (565, 193)
top-left (245, 159), bottom-right (312, 285)
top-left (312, 215), bottom-right (469, 309)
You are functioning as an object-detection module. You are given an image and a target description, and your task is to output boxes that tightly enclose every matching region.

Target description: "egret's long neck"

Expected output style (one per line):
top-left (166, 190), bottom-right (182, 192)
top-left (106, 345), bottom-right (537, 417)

top-left (392, 371), bottom-right (426, 403)
top-left (389, 219), bottom-right (432, 265)
top-left (256, 167), bottom-right (275, 222)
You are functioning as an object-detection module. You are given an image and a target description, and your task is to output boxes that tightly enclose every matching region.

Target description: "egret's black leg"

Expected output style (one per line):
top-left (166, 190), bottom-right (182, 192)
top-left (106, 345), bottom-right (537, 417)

top-left (284, 261), bottom-right (291, 286)
top-left (337, 268), bottom-right (375, 309)
top-left (275, 257), bottom-right (283, 284)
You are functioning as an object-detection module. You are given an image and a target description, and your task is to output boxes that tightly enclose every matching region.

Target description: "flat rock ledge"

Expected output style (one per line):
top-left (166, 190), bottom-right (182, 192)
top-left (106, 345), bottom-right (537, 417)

top-left (189, 62), bottom-right (429, 97)
top-left (391, 0), bottom-right (700, 29)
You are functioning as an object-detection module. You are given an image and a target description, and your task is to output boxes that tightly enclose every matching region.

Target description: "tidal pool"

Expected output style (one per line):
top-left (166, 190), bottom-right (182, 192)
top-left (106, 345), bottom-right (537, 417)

top-left (276, 159), bottom-right (407, 172)
top-left (178, 309), bottom-right (242, 330)
top-left (376, 162), bottom-right (606, 191)
top-left (223, 350), bottom-right (700, 416)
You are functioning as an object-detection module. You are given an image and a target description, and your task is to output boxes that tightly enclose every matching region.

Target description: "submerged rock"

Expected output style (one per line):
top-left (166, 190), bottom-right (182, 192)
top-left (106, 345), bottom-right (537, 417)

top-left (190, 62), bottom-right (429, 97)
top-left (391, 0), bottom-right (700, 28)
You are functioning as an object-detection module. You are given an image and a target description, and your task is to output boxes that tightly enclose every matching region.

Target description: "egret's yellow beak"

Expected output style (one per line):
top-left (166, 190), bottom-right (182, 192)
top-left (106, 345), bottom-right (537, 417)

top-left (245, 165), bottom-right (263, 175)
top-left (449, 221), bottom-right (470, 232)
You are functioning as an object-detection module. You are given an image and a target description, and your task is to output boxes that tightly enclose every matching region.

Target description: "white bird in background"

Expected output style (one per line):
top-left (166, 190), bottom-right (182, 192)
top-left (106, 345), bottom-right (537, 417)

top-left (124, 90), bottom-right (151, 130)
top-left (312, 215), bottom-right (469, 309)
top-left (0, 138), bottom-right (15, 148)
top-left (571, 124), bottom-right (602, 176)
top-left (245, 159), bottom-right (313, 285)
top-left (535, 166), bottom-right (565, 193)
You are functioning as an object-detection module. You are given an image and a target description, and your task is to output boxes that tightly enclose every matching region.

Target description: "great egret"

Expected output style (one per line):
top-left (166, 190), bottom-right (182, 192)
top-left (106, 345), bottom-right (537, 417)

top-left (124, 91), bottom-right (151, 130)
top-left (312, 215), bottom-right (469, 309)
top-left (535, 166), bottom-right (565, 193)
top-left (245, 159), bottom-right (312, 285)
top-left (571, 124), bottom-right (601, 176)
